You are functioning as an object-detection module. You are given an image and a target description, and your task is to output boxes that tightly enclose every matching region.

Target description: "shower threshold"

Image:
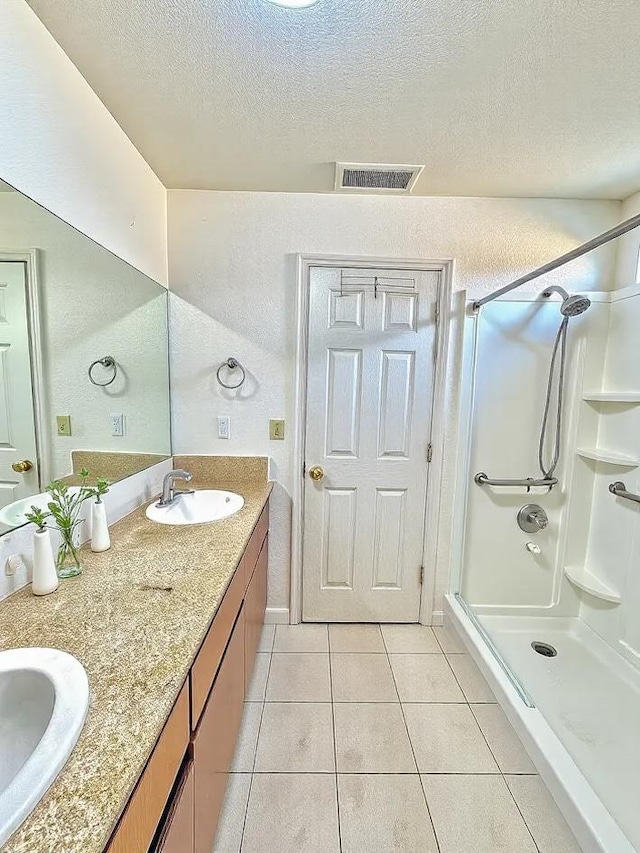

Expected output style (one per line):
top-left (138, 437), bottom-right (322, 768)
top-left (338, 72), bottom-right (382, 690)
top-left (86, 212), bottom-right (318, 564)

top-left (446, 595), bottom-right (638, 853)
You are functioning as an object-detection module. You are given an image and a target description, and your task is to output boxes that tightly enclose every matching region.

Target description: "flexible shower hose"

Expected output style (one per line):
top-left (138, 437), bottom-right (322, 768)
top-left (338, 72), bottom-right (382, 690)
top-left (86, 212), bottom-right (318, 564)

top-left (538, 315), bottom-right (569, 479)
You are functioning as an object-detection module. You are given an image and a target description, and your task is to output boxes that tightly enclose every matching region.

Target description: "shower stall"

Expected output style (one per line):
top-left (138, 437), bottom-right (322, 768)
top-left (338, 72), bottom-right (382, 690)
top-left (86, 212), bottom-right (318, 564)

top-left (448, 217), bottom-right (640, 853)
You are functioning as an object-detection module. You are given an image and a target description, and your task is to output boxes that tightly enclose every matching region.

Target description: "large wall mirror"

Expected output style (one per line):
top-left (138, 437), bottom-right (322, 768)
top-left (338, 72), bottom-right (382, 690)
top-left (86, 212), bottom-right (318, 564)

top-left (0, 179), bottom-right (171, 535)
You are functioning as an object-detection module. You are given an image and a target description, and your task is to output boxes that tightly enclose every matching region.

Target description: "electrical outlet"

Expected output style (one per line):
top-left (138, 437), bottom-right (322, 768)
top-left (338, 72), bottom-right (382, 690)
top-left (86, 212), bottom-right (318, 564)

top-left (218, 415), bottom-right (231, 439)
top-left (110, 412), bottom-right (125, 437)
top-left (56, 415), bottom-right (71, 436)
top-left (269, 419), bottom-right (285, 440)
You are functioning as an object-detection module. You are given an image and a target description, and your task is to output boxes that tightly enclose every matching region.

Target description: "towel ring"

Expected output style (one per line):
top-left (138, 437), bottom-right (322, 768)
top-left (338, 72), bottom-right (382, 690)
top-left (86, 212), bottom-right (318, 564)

top-left (216, 357), bottom-right (246, 389)
top-left (88, 356), bottom-right (117, 387)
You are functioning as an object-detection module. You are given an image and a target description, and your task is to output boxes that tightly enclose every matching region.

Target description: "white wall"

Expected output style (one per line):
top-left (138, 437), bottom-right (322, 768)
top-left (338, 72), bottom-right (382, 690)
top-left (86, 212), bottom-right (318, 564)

top-left (0, 0), bottom-right (167, 285)
top-left (168, 190), bottom-right (620, 615)
top-left (614, 190), bottom-right (640, 290)
top-left (0, 191), bottom-right (171, 481)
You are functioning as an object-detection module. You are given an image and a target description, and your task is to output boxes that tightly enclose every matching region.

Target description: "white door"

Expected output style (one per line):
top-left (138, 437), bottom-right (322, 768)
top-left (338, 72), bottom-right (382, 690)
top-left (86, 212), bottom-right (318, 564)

top-left (0, 262), bottom-right (39, 512)
top-left (302, 267), bottom-right (440, 622)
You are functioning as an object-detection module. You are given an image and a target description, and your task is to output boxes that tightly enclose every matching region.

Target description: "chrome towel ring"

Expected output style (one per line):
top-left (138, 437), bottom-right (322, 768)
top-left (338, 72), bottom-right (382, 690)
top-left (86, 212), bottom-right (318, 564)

top-left (88, 356), bottom-right (117, 387)
top-left (216, 357), bottom-right (246, 389)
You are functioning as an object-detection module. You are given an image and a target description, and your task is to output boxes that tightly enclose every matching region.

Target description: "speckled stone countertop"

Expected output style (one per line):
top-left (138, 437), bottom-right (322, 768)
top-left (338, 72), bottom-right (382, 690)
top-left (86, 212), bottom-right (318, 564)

top-left (0, 461), bottom-right (271, 853)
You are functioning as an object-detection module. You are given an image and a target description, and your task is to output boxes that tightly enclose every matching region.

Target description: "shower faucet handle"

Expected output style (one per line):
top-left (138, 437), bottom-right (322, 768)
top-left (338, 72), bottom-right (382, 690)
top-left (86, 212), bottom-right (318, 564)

top-left (531, 510), bottom-right (549, 530)
top-left (517, 504), bottom-right (549, 534)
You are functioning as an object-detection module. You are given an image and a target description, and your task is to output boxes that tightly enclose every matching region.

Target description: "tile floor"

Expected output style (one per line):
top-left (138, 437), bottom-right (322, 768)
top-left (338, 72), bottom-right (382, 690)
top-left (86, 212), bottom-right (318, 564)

top-left (213, 623), bottom-right (582, 853)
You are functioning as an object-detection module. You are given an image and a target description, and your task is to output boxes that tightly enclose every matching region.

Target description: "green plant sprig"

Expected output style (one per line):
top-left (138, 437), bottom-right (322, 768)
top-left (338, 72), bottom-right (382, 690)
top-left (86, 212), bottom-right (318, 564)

top-left (24, 505), bottom-right (50, 531)
top-left (42, 469), bottom-right (111, 533)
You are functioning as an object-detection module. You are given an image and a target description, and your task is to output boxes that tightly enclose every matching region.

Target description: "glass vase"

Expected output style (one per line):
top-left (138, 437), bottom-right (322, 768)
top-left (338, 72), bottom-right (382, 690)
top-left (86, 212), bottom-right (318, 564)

top-left (56, 527), bottom-right (83, 578)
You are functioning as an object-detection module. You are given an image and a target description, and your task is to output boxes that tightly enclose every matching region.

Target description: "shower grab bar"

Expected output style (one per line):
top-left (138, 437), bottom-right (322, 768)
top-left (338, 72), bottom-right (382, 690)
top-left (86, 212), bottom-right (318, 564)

top-left (609, 481), bottom-right (640, 505)
top-left (471, 213), bottom-right (640, 312)
top-left (474, 472), bottom-right (558, 490)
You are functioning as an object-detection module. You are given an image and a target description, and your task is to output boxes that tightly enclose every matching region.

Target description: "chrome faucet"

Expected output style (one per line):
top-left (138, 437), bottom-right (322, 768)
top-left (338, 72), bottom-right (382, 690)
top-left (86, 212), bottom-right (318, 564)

top-left (157, 469), bottom-right (194, 507)
top-left (517, 503), bottom-right (549, 534)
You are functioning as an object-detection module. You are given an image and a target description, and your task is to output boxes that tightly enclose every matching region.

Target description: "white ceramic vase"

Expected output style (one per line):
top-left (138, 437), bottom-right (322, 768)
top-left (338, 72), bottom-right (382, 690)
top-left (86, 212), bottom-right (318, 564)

top-left (32, 528), bottom-right (59, 596)
top-left (90, 499), bottom-right (111, 552)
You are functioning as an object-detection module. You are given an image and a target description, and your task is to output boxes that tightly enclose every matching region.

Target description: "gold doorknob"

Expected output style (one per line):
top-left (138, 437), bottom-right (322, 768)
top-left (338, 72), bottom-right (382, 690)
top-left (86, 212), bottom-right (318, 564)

top-left (12, 459), bottom-right (34, 474)
top-left (308, 465), bottom-right (325, 482)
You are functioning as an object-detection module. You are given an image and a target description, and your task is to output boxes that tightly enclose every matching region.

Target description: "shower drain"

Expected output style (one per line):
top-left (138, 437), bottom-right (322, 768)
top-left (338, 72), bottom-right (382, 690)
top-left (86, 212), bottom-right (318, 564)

top-left (531, 641), bottom-right (557, 658)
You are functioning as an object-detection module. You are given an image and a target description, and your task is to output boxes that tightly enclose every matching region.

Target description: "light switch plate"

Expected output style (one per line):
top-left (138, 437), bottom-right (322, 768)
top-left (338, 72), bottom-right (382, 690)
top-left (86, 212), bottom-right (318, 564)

top-left (269, 419), bottom-right (285, 440)
top-left (56, 415), bottom-right (71, 436)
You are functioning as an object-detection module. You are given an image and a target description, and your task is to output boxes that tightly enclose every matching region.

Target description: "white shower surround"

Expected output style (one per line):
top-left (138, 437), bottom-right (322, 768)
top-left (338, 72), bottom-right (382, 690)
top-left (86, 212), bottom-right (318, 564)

top-left (453, 284), bottom-right (640, 851)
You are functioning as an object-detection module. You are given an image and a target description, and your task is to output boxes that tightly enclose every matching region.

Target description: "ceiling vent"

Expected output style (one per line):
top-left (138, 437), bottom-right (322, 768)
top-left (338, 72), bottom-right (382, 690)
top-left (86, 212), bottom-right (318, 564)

top-left (335, 162), bottom-right (424, 194)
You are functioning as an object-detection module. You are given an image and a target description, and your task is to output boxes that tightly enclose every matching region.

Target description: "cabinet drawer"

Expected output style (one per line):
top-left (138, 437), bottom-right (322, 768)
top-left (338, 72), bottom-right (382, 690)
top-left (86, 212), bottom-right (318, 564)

top-left (107, 681), bottom-right (190, 853)
top-left (190, 555), bottom-right (245, 727)
top-left (154, 760), bottom-right (194, 853)
top-left (244, 535), bottom-right (268, 691)
top-left (244, 503), bottom-right (269, 588)
top-left (193, 607), bottom-right (246, 853)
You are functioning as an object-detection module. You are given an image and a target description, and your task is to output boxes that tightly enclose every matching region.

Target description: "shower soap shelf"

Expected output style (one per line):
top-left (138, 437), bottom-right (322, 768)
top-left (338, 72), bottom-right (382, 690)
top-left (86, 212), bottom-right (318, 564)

top-left (576, 448), bottom-right (639, 467)
top-left (564, 565), bottom-right (621, 604)
top-left (582, 392), bottom-right (640, 403)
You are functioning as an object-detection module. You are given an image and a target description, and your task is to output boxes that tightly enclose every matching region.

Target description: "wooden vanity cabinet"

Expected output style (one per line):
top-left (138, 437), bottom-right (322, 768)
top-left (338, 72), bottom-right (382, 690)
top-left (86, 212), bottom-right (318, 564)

top-left (105, 500), bottom-right (269, 853)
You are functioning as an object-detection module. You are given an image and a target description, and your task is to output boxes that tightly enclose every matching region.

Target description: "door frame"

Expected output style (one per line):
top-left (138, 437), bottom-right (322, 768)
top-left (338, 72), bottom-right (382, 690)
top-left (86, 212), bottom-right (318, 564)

top-left (0, 249), bottom-right (48, 489)
top-left (291, 254), bottom-right (455, 625)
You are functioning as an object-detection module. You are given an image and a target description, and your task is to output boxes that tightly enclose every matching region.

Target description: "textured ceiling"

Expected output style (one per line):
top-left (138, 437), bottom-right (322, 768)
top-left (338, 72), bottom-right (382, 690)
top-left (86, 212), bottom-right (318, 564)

top-left (27, 0), bottom-right (640, 198)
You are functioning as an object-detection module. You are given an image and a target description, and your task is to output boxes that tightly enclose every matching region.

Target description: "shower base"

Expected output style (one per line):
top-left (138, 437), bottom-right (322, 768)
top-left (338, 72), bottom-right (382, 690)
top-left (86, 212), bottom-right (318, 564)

top-left (446, 596), bottom-right (639, 853)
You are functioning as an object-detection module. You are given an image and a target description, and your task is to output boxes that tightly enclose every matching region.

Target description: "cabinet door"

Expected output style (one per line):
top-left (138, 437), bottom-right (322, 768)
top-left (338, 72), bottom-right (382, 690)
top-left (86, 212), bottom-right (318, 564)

top-left (244, 504), bottom-right (269, 588)
top-left (245, 536), bottom-right (268, 691)
top-left (191, 554), bottom-right (246, 728)
top-left (155, 761), bottom-right (194, 853)
top-left (192, 606), bottom-right (246, 853)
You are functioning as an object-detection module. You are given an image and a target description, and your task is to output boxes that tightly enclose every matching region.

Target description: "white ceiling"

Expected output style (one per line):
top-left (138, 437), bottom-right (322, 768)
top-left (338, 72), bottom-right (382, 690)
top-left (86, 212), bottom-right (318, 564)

top-left (28, 0), bottom-right (640, 199)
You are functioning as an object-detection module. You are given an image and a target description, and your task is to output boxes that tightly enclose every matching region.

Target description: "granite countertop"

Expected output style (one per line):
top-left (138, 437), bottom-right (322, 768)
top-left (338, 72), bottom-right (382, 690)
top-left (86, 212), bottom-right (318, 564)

top-left (0, 471), bottom-right (272, 853)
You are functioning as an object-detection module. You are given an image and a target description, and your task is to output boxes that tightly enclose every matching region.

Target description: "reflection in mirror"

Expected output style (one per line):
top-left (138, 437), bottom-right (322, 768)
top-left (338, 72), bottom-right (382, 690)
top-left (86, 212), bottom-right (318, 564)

top-left (0, 179), bottom-right (171, 535)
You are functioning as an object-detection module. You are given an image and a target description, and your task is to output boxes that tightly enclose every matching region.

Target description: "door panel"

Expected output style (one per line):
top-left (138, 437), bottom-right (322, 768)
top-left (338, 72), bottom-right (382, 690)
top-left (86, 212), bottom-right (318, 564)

top-left (0, 262), bottom-right (39, 511)
top-left (372, 488), bottom-right (407, 588)
top-left (325, 348), bottom-right (362, 457)
top-left (378, 351), bottom-right (415, 458)
top-left (322, 488), bottom-right (356, 589)
top-left (302, 267), bottom-right (439, 622)
top-left (383, 291), bottom-right (417, 331)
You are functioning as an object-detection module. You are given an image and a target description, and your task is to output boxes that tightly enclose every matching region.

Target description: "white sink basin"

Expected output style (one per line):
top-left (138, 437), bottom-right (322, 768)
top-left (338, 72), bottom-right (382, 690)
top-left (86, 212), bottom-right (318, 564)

top-left (0, 648), bottom-right (89, 846)
top-left (145, 489), bottom-right (244, 525)
top-left (0, 489), bottom-right (80, 529)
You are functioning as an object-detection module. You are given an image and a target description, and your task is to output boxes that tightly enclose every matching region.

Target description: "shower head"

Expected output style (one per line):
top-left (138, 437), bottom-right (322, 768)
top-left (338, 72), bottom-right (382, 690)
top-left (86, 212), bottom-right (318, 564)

top-left (560, 294), bottom-right (591, 316)
top-left (542, 285), bottom-right (591, 317)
